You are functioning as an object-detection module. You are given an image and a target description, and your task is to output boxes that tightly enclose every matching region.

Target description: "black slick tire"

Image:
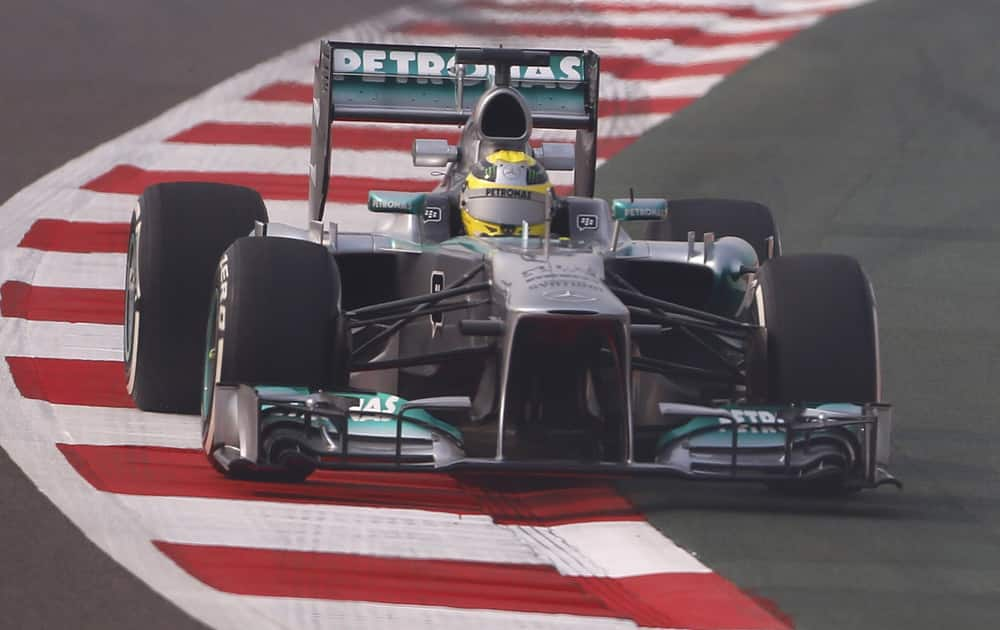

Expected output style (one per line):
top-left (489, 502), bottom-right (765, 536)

top-left (755, 253), bottom-right (879, 403)
top-left (207, 236), bottom-right (344, 389)
top-left (202, 236), bottom-right (346, 481)
top-left (647, 198), bottom-right (781, 261)
top-left (124, 182), bottom-right (268, 413)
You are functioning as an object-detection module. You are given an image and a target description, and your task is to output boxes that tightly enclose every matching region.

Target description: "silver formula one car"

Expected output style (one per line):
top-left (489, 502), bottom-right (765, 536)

top-left (123, 42), bottom-right (899, 492)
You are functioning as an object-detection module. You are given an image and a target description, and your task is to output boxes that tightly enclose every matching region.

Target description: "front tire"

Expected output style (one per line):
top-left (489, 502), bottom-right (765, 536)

top-left (125, 182), bottom-right (268, 413)
top-left (202, 236), bottom-right (347, 481)
top-left (755, 254), bottom-right (879, 403)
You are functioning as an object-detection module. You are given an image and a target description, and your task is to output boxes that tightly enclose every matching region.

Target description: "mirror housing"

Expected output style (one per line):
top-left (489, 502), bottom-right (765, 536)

top-left (534, 142), bottom-right (575, 171)
top-left (413, 139), bottom-right (459, 167)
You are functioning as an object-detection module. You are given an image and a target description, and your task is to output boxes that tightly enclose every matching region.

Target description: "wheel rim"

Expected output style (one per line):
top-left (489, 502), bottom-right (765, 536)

top-left (124, 212), bottom-right (141, 390)
top-left (201, 289), bottom-right (220, 427)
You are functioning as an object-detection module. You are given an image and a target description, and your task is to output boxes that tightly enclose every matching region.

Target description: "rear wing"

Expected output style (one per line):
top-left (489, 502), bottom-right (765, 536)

top-left (308, 41), bottom-right (600, 221)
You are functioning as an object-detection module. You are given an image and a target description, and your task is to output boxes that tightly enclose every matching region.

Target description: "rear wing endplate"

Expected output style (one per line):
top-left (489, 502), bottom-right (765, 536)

top-left (309, 41), bottom-right (600, 221)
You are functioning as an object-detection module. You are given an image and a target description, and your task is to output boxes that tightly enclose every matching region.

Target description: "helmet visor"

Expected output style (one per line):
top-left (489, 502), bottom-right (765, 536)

top-left (463, 188), bottom-right (550, 227)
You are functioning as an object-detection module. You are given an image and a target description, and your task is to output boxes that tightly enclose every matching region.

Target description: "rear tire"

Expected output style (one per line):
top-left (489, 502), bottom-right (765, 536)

top-left (647, 198), bottom-right (781, 261)
top-left (202, 236), bottom-right (347, 481)
top-left (125, 182), bottom-right (268, 413)
top-left (755, 254), bottom-right (879, 403)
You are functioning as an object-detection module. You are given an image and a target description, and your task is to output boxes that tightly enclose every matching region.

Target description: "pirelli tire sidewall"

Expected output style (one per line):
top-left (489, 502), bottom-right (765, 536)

top-left (204, 236), bottom-right (345, 414)
top-left (754, 253), bottom-right (880, 404)
top-left (125, 182), bottom-right (268, 413)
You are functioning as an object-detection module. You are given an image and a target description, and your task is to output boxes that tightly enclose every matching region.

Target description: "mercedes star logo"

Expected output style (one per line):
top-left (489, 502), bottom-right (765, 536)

top-left (543, 289), bottom-right (598, 303)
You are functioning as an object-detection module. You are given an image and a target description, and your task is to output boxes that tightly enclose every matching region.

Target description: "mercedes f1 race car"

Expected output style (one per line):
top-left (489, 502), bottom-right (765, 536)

top-left (123, 41), bottom-right (900, 492)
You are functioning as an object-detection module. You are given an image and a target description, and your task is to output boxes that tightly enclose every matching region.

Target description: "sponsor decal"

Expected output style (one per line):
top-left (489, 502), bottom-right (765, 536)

top-left (332, 47), bottom-right (583, 89)
top-left (576, 214), bottom-right (598, 230)
top-left (371, 198), bottom-right (412, 211)
top-left (368, 191), bottom-right (426, 214)
top-left (719, 408), bottom-right (784, 434)
top-left (611, 198), bottom-right (668, 222)
top-left (621, 206), bottom-right (662, 219)
top-left (423, 206), bottom-right (442, 223)
top-left (217, 253), bottom-right (229, 332)
top-left (349, 394), bottom-right (400, 422)
top-left (485, 187), bottom-right (531, 199)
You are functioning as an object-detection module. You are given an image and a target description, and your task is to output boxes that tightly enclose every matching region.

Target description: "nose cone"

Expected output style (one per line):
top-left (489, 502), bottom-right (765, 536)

top-left (490, 249), bottom-right (627, 318)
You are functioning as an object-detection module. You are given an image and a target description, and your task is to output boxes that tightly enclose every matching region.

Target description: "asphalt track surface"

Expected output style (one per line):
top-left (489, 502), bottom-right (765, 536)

top-left (604, 1), bottom-right (1000, 628)
top-left (1, 1), bottom-right (997, 629)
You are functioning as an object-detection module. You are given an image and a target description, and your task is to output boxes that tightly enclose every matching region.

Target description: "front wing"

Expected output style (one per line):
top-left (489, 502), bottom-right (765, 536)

top-left (204, 385), bottom-right (900, 490)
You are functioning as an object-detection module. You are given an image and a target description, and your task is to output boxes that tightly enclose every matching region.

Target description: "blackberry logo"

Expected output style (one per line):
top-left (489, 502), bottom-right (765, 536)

top-left (423, 206), bottom-right (442, 223)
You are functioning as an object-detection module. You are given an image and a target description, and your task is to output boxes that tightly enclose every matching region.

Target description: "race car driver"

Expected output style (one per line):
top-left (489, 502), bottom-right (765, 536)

top-left (460, 150), bottom-right (554, 237)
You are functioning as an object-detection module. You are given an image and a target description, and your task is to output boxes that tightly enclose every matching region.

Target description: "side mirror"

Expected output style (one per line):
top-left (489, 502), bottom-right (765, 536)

top-left (413, 139), bottom-right (459, 167)
top-left (368, 191), bottom-right (427, 215)
top-left (534, 143), bottom-right (575, 171)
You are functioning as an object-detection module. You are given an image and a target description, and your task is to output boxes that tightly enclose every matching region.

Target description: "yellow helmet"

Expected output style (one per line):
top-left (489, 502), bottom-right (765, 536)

top-left (461, 150), bottom-right (553, 237)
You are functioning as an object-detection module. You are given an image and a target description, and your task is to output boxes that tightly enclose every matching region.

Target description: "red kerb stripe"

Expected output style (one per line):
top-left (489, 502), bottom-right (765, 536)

top-left (6, 357), bottom-right (133, 408)
top-left (58, 444), bottom-right (484, 514)
top-left (155, 542), bottom-right (790, 628)
top-left (461, 0), bottom-right (808, 19)
top-left (155, 542), bottom-right (618, 619)
top-left (19, 219), bottom-right (129, 253)
top-left (57, 444), bottom-right (642, 525)
top-left (401, 20), bottom-right (799, 46)
top-left (1, 282), bottom-right (123, 324)
top-left (82, 165), bottom-right (434, 204)
top-left (247, 82), bottom-right (311, 102)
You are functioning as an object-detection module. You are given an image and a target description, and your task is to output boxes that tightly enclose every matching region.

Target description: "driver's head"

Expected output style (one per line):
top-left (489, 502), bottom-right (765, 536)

top-left (461, 150), bottom-right (552, 237)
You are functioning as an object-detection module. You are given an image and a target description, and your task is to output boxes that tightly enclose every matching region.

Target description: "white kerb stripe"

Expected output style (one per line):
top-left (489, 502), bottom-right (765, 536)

top-left (117, 494), bottom-right (709, 578)
top-left (120, 495), bottom-right (547, 566)
top-left (0, 319), bottom-right (121, 361)
top-left (3, 250), bottom-right (124, 290)
top-left (523, 520), bottom-right (711, 577)
top-left (42, 404), bottom-right (201, 448)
